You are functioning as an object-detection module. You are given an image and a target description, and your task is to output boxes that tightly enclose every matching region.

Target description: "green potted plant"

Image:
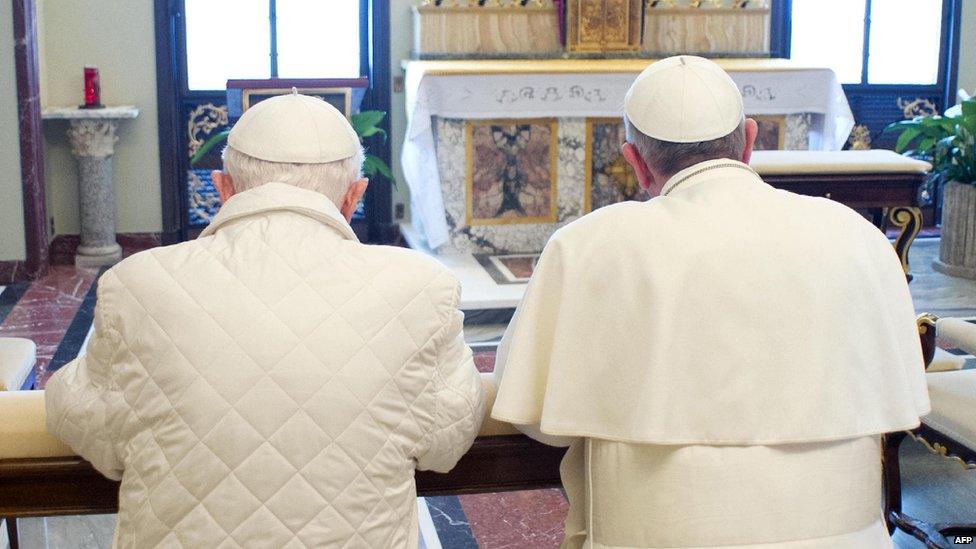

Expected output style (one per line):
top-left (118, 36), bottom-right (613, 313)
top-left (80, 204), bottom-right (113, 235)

top-left (885, 99), bottom-right (976, 278)
top-left (191, 109), bottom-right (394, 184)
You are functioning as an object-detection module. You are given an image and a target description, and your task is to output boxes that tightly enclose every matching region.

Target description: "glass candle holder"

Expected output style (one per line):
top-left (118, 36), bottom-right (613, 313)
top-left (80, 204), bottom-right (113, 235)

top-left (83, 66), bottom-right (102, 108)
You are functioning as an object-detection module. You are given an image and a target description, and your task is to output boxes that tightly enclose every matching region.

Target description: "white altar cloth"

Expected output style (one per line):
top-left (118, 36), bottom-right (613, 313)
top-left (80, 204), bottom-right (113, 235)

top-left (402, 59), bottom-right (855, 250)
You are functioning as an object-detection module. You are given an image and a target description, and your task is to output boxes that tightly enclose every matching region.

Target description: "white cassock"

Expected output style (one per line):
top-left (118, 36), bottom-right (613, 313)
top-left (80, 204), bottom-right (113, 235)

top-left (491, 159), bottom-right (930, 549)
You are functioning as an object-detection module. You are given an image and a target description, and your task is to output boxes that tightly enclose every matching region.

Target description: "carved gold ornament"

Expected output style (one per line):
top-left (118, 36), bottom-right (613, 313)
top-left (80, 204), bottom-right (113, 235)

top-left (910, 432), bottom-right (976, 471)
top-left (897, 97), bottom-right (939, 119)
top-left (848, 124), bottom-right (872, 150)
top-left (888, 206), bottom-right (922, 276)
top-left (916, 312), bottom-right (937, 336)
top-left (187, 103), bottom-right (229, 158)
top-left (646, 0), bottom-right (767, 7)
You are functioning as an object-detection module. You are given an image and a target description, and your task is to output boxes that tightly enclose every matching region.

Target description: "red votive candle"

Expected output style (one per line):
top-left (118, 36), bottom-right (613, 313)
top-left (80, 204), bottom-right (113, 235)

top-left (83, 66), bottom-right (102, 108)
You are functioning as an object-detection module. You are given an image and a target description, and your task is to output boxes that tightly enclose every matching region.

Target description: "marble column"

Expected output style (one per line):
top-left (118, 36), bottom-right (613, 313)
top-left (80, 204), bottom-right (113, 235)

top-left (42, 106), bottom-right (139, 267)
top-left (67, 120), bottom-right (122, 266)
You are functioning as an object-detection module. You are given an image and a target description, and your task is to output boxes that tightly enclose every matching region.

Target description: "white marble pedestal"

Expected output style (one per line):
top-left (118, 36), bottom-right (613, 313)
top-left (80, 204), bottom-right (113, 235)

top-left (42, 106), bottom-right (139, 267)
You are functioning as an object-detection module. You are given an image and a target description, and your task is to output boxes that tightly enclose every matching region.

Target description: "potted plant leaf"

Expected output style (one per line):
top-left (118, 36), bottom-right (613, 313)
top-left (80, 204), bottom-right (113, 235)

top-left (191, 109), bottom-right (395, 185)
top-left (885, 99), bottom-right (976, 278)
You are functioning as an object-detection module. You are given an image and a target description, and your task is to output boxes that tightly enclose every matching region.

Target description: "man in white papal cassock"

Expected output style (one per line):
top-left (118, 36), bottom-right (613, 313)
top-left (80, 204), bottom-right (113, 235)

top-left (490, 56), bottom-right (930, 549)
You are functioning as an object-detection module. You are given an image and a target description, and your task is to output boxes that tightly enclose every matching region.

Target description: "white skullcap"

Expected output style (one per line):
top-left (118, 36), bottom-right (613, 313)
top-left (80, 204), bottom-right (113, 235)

top-left (228, 90), bottom-right (360, 163)
top-left (624, 56), bottom-right (744, 143)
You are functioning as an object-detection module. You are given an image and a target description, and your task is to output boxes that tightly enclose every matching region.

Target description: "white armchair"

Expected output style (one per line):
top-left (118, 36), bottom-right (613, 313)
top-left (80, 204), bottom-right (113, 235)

top-left (886, 315), bottom-right (976, 545)
top-left (923, 318), bottom-right (976, 456)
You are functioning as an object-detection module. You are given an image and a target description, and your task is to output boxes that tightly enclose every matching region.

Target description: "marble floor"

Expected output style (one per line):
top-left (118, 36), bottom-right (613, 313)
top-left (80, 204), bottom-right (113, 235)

top-left (2, 236), bottom-right (975, 548)
top-left (904, 238), bottom-right (976, 317)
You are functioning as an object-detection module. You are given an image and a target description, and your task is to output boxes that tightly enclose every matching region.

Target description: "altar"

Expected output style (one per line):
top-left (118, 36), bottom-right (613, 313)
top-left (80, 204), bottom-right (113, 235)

top-left (402, 59), bottom-right (856, 253)
top-left (403, 150), bottom-right (932, 315)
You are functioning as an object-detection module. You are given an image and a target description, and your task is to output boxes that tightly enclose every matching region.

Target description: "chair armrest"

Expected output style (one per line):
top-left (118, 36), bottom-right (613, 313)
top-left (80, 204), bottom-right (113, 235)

top-left (918, 314), bottom-right (938, 368)
top-left (936, 318), bottom-right (976, 357)
top-left (0, 390), bottom-right (74, 459)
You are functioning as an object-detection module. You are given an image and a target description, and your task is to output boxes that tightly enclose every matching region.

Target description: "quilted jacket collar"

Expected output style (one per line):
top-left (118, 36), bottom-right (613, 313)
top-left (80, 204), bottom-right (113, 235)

top-left (200, 182), bottom-right (359, 242)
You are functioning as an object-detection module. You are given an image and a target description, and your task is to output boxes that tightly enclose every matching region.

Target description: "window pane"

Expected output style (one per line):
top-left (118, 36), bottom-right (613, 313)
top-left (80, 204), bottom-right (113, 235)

top-left (185, 0), bottom-right (271, 90)
top-left (276, 0), bottom-right (362, 79)
top-left (867, 0), bottom-right (943, 85)
top-left (790, 0), bottom-right (866, 84)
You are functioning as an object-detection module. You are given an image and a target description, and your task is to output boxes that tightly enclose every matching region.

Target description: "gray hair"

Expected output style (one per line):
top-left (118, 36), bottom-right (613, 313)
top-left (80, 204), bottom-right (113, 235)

top-left (221, 145), bottom-right (364, 205)
top-left (624, 117), bottom-right (746, 179)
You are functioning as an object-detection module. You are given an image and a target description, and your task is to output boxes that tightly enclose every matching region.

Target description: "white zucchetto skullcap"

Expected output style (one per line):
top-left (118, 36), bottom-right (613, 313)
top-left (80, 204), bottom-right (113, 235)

top-left (228, 91), bottom-right (360, 164)
top-left (625, 55), bottom-right (745, 143)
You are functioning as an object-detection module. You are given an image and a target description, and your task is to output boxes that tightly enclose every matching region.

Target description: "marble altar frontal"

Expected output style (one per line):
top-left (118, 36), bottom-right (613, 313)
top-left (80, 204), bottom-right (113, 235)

top-left (433, 112), bottom-right (819, 254)
top-left (403, 59), bottom-right (853, 252)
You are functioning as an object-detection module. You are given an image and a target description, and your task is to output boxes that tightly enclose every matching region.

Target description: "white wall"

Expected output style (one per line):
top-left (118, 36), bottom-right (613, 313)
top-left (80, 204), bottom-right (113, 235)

top-left (390, 0), bottom-right (413, 222)
top-left (40, 0), bottom-right (161, 237)
top-left (0, 0), bottom-right (26, 261)
top-left (958, 0), bottom-right (976, 98)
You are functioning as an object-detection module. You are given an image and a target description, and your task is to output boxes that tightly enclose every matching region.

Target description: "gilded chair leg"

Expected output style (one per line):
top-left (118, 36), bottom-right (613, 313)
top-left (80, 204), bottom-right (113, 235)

top-left (888, 206), bottom-right (922, 283)
top-left (883, 431), bottom-right (908, 535)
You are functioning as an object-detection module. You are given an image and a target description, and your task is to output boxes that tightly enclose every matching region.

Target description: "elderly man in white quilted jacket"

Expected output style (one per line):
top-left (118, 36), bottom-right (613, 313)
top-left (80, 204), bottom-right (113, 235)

top-left (45, 92), bottom-right (487, 548)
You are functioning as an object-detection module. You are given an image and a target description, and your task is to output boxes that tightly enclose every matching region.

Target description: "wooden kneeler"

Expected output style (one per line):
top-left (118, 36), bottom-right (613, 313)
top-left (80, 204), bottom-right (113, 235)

top-left (0, 375), bottom-right (564, 547)
top-left (0, 435), bottom-right (564, 547)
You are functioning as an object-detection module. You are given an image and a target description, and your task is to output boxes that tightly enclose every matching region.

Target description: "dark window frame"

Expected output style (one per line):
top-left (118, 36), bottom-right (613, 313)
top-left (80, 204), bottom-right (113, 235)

top-left (772, 0), bottom-right (962, 224)
top-left (155, 0), bottom-right (393, 244)
top-left (774, 0), bottom-right (963, 108)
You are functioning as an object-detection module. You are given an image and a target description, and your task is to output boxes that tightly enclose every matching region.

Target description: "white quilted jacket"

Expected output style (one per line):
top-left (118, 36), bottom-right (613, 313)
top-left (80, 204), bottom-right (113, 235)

top-left (45, 182), bottom-right (487, 548)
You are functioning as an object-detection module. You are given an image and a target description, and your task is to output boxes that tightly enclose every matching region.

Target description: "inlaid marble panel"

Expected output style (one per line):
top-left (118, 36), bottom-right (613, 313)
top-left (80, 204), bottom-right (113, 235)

top-left (752, 115), bottom-right (786, 150)
top-left (586, 118), bottom-right (641, 212)
top-left (467, 120), bottom-right (557, 225)
top-left (784, 113), bottom-right (812, 150)
top-left (436, 117), bottom-right (586, 254)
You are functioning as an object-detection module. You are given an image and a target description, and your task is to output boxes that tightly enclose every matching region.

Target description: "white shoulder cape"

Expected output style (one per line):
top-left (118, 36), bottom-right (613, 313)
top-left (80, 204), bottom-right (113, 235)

top-left (491, 168), bottom-right (930, 445)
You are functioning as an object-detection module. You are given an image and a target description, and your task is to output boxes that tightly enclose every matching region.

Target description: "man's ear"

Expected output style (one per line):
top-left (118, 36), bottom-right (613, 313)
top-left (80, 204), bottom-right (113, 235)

top-left (340, 178), bottom-right (369, 223)
top-left (741, 118), bottom-right (759, 164)
top-left (622, 143), bottom-right (654, 191)
top-left (212, 171), bottom-right (236, 203)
